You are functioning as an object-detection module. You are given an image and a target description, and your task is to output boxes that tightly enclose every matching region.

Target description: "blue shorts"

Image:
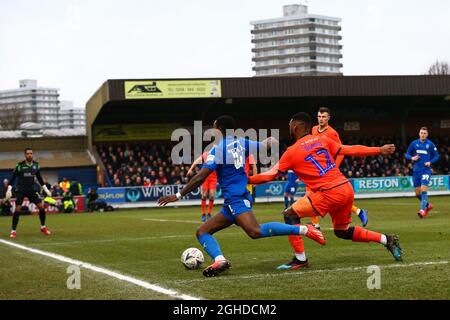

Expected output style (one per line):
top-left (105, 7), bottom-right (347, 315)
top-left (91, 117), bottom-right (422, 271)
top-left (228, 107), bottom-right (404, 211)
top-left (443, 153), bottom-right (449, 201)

top-left (413, 171), bottom-right (431, 188)
top-left (220, 193), bottom-right (253, 225)
top-left (284, 183), bottom-right (298, 195)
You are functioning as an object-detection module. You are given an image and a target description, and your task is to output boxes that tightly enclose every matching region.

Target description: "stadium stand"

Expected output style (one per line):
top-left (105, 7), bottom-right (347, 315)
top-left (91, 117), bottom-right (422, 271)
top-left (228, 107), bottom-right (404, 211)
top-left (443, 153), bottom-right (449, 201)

top-left (97, 135), bottom-right (449, 186)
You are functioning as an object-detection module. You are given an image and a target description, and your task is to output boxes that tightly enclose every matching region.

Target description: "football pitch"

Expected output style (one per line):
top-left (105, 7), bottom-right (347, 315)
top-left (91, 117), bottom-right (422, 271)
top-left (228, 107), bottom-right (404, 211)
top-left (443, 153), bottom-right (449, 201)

top-left (0, 197), bottom-right (449, 300)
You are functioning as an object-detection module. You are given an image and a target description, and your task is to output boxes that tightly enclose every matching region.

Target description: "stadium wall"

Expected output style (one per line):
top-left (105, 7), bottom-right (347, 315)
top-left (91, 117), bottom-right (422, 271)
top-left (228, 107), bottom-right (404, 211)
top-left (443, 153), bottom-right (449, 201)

top-left (96, 175), bottom-right (450, 209)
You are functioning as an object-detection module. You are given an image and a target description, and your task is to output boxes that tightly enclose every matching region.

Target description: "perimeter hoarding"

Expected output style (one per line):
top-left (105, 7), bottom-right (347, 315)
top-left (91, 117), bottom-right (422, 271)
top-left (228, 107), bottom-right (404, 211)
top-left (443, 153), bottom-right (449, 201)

top-left (124, 80), bottom-right (222, 99)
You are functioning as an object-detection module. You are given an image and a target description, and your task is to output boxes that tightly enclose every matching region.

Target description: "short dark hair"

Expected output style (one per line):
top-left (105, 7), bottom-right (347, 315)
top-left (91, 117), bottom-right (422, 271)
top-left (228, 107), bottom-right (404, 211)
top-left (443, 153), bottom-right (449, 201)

top-left (24, 147), bottom-right (32, 153)
top-left (318, 107), bottom-right (331, 115)
top-left (291, 112), bottom-right (311, 130)
top-left (215, 115), bottom-right (236, 132)
top-left (420, 127), bottom-right (428, 132)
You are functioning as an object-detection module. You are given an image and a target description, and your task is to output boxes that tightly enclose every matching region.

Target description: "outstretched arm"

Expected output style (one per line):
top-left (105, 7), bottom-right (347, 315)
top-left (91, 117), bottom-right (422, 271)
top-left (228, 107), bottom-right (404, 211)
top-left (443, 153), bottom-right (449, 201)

top-left (248, 163), bottom-right (280, 185)
top-left (339, 144), bottom-right (395, 157)
top-left (158, 168), bottom-right (212, 206)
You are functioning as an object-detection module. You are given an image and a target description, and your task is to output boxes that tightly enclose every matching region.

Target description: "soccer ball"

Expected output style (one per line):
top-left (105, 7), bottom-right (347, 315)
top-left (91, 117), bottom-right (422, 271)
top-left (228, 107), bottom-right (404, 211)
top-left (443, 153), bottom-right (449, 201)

top-left (181, 248), bottom-right (204, 270)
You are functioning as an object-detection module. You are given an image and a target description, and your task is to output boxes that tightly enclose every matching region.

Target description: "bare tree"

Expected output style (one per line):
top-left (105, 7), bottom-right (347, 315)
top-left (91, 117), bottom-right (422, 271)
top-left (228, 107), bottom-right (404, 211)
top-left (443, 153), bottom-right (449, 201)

top-left (0, 105), bottom-right (24, 130)
top-left (427, 60), bottom-right (449, 75)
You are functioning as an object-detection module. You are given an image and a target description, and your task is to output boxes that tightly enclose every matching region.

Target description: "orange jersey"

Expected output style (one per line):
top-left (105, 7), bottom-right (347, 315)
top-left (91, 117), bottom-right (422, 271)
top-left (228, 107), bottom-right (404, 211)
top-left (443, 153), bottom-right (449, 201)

top-left (278, 134), bottom-right (347, 192)
top-left (312, 125), bottom-right (343, 167)
top-left (202, 152), bottom-right (217, 182)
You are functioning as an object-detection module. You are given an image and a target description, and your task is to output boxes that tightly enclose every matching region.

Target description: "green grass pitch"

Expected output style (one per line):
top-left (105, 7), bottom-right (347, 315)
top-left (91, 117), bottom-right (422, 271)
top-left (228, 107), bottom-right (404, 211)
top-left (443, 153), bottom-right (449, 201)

top-left (0, 196), bottom-right (449, 300)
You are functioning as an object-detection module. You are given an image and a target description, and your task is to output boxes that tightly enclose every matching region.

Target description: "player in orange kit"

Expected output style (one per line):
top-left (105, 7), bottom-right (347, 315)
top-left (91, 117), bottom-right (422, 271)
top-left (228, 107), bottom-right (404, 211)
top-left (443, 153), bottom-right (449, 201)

top-left (249, 112), bottom-right (403, 265)
top-left (309, 107), bottom-right (369, 230)
top-left (188, 150), bottom-right (218, 222)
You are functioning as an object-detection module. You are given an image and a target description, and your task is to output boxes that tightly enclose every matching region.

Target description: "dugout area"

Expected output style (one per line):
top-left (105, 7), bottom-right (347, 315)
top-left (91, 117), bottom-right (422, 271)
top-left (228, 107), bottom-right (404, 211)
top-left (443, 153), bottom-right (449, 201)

top-left (87, 75), bottom-right (450, 149)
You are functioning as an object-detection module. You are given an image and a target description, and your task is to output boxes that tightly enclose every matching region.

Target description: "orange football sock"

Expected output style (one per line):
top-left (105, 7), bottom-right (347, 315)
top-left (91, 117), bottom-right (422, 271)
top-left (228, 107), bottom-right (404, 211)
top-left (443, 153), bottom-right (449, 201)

top-left (201, 199), bottom-right (206, 214)
top-left (208, 199), bottom-right (214, 214)
top-left (352, 226), bottom-right (382, 243)
top-left (311, 216), bottom-right (319, 225)
top-left (351, 205), bottom-right (359, 214)
top-left (288, 235), bottom-right (305, 254)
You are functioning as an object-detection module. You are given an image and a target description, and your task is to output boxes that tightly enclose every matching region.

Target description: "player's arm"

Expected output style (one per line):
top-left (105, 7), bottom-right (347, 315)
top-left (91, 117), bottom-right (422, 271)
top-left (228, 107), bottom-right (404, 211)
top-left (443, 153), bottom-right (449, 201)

top-left (248, 163), bottom-right (280, 185)
top-left (158, 168), bottom-right (213, 206)
top-left (405, 143), bottom-right (419, 161)
top-left (5, 165), bottom-right (18, 200)
top-left (429, 143), bottom-right (440, 164)
top-left (187, 155), bottom-right (203, 176)
top-left (338, 144), bottom-right (394, 156)
top-left (36, 166), bottom-right (51, 197)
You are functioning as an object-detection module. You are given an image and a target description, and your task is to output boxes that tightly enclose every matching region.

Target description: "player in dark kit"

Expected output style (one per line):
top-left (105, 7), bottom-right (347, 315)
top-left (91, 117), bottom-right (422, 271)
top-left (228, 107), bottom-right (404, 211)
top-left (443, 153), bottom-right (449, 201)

top-left (3, 148), bottom-right (52, 238)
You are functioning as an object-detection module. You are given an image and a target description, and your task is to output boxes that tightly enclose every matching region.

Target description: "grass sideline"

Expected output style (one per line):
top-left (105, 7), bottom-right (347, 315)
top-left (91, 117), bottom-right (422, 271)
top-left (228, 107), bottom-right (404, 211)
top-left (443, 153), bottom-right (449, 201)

top-left (0, 196), bottom-right (449, 300)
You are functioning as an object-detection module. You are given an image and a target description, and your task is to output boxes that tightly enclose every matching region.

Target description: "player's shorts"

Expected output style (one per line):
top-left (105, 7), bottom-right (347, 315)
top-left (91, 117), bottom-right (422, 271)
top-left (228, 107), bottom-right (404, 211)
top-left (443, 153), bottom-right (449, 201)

top-left (413, 171), bottom-right (431, 188)
top-left (284, 183), bottom-right (298, 195)
top-left (14, 190), bottom-right (42, 206)
top-left (201, 178), bottom-right (217, 192)
top-left (295, 182), bottom-right (354, 230)
top-left (220, 192), bottom-right (253, 225)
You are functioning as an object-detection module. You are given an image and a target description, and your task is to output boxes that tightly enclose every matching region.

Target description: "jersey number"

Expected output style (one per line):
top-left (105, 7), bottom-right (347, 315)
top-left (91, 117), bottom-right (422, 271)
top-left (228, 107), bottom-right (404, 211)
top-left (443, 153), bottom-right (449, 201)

top-left (304, 148), bottom-right (336, 176)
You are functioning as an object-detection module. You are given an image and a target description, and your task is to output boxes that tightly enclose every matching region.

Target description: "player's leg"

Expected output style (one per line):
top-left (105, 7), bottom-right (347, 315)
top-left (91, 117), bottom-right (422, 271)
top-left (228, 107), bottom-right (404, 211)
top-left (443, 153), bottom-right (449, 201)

top-left (417, 173), bottom-right (433, 219)
top-left (207, 188), bottom-right (216, 220)
top-left (351, 204), bottom-right (369, 227)
top-left (10, 192), bottom-right (25, 238)
top-left (283, 191), bottom-right (290, 209)
top-left (277, 212), bottom-right (308, 270)
top-left (232, 194), bottom-right (325, 245)
top-left (200, 185), bottom-right (208, 222)
top-left (330, 184), bottom-right (403, 261)
top-left (35, 199), bottom-right (51, 235)
top-left (196, 210), bottom-right (233, 277)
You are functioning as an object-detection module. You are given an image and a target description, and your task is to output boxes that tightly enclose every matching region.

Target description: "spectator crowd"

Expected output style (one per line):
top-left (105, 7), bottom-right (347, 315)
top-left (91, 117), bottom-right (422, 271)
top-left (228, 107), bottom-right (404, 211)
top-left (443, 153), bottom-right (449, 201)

top-left (98, 136), bottom-right (450, 187)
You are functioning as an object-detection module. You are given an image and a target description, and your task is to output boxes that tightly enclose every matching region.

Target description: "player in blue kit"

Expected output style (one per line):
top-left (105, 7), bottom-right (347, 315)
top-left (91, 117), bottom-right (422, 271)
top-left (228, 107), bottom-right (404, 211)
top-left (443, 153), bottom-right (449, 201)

top-left (283, 170), bottom-right (299, 209)
top-left (405, 127), bottom-right (439, 218)
top-left (158, 115), bottom-right (325, 277)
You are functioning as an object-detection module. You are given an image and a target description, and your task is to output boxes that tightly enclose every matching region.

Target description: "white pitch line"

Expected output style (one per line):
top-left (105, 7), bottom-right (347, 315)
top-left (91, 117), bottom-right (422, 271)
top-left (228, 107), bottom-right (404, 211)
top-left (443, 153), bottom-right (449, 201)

top-left (0, 239), bottom-right (202, 300)
top-left (174, 260), bottom-right (449, 284)
top-left (143, 218), bottom-right (200, 224)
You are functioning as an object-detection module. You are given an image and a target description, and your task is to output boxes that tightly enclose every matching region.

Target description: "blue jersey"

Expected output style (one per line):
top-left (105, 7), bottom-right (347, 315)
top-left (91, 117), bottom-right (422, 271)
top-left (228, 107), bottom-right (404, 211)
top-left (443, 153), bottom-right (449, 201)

top-left (286, 170), bottom-right (298, 185)
top-left (203, 136), bottom-right (260, 202)
top-left (405, 139), bottom-right (439, 173)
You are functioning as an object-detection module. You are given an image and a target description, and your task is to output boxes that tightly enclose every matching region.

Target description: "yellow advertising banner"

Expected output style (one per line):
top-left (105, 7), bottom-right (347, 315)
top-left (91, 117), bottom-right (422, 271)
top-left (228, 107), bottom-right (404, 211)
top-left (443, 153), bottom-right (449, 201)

top-left (93, 124), bottom-right (179, 141)
top-left (124, 80), bottom-right (222, 99)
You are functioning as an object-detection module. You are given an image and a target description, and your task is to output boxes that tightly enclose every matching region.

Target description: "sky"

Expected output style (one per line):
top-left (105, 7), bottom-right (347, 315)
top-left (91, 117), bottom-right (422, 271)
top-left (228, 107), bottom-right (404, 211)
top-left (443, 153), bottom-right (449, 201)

top-left (1, 0), bottom-right (449, 108)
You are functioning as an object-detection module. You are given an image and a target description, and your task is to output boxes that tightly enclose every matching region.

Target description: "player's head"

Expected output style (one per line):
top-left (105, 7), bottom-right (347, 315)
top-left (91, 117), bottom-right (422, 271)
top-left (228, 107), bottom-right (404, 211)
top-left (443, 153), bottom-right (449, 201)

top-left (317, 107), bottom-right (331, 127)
top-left (24, 148), bottom-right (33, 162)
top-left (289, 112), bottom-right (311, 140)
top-left (419, 127), bottom-right (428, 141)
top-left (213, 115), bottom-right (236, 136)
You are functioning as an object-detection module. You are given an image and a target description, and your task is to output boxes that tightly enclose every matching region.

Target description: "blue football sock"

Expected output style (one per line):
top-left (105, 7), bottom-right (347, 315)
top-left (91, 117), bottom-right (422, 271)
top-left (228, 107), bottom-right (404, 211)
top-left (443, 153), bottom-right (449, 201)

top-left (289, 197), bottom-right (295, 206)
top-left (416, 194), bottom-right (422, 202)
top-left (284, 196), bottom-right (289, 209)
top-left (260, 222), bottom-right (299, 238)
top-left (198, 233), bottom-right (223, 260)
top-left (421, 192), bottom-right (428, 211)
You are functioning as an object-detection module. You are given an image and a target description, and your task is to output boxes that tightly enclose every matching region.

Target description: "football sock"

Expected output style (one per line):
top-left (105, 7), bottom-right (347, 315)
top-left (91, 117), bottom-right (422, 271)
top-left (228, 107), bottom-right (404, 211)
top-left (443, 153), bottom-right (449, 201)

top-left (207, 199), bottom-right (214, 214)
top-left (197, 233), bottom-right (223, 260)
top-left (351, 205), bottom-right (358, 214)
top-left (289, 197), bottom-right (295, 206)
top-left (214, 255), bottom-right (226, 262)
top-left (352, 226), bottom-right (383, 243)
top-left (283, 215), bottom-right (305, 254)
top-left (311, 216), bottom-right (319, 226)
top-left (284, 196), bottom-right (289, 209)
top-left (295, 252), bottom-right (306, 261)
top-left (421, 192), bottom-right (428, 211)
top-left (260, 222), bottom-right (301, 237)
top-left (12, 211), bottom-right (20, 231)
top-left (39, 208), bottom-right (46, 226)
top-left (416, 194), bottom-right (422, 202)
top-left (201, 199), bottom-right (206, 214)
